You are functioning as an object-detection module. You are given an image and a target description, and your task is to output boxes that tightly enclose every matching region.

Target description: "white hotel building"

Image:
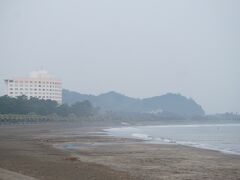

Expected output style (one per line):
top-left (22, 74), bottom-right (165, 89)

top-left (4, 71), bottom-right (62, 104)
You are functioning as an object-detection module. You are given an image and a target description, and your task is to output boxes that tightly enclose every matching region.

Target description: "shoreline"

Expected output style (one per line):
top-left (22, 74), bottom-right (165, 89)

top-left (103, 124), bottom-right (240, 156)
top-left (0, 123), bottom-right (240, 179)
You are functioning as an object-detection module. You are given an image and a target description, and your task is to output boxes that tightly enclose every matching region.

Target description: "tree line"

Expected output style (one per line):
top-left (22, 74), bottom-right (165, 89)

top-left (0, 95), bottom-right (97, 117)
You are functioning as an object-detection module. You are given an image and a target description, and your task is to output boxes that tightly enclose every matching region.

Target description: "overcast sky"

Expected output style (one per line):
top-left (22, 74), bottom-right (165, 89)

top-left (0, 0), bottom-right (239, 114)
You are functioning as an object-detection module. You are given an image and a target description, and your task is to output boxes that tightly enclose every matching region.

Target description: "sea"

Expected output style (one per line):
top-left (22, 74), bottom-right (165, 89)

top-left (104, 123), bottom-right (240, 155)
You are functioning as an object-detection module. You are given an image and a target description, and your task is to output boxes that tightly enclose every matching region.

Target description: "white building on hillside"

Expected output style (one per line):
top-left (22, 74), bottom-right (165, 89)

top-left (4, 71), bottom-right (62, 104)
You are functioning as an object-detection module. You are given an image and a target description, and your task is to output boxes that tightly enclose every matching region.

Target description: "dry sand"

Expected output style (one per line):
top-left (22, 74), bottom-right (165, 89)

top-left (0, 122), bottom-right (240, 180)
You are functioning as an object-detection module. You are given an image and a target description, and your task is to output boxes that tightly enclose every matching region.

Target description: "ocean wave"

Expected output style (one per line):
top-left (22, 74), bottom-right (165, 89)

top-left (131, 133), bottom-right (152, 140)
top-left (104, 124), bottom-right (240, 155)
top-left (138, 123), bottom-right (240, 129)
top-left (104, 127), bottom-right (140, 132)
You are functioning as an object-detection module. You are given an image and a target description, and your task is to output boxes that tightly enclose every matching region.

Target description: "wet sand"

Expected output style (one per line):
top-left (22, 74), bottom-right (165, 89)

top-left (0, 123), bottom-right (240, 180)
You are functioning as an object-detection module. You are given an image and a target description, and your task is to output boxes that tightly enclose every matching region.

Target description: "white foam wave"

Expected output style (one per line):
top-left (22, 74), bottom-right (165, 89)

top-left (104, 124), bottom-right (240, 155)
top-left (138, 123), bottom-right (240, 129)
top-left (104, 127), bottom-right (139, 132)
top-left (131, 133), bottom-right (152, 140)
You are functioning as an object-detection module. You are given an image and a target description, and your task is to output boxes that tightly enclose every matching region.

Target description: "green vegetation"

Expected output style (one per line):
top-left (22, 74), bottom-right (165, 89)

top-left (0, 95), bottom-right (97, 117)
top-left (63, 89), bottom-right (205, 116)
top-left (0, 95), bottom-right (239, 125)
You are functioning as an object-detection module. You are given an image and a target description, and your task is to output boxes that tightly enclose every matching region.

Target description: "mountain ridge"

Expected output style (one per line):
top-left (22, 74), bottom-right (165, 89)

top-left (62, 89), bottom-right (205, 116)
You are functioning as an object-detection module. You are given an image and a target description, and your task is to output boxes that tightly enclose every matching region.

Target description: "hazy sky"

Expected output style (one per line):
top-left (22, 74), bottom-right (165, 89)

top-left (0, 0), bottom-right (239, 114)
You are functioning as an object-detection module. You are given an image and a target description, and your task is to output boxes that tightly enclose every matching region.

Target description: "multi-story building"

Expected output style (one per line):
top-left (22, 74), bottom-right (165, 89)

top-left (4, 71), bottom-right (62, 104)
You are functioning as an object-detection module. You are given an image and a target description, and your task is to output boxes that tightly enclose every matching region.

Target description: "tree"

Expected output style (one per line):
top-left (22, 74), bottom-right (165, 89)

top-left (70, 100), bottom-right (95, 117)
top-left (57, 104), bottom-right (70, 117)
top-left (0, 95), bottom-right (97, 118)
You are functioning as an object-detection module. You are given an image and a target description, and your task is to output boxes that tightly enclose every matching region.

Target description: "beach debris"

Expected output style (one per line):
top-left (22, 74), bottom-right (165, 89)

top-left (64, 157), bottom-right (78, 161)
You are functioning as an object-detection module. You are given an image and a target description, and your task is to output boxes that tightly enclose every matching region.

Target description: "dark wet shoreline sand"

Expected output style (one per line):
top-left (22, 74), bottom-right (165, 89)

top-left (0, 123), bottom-right (240, 180)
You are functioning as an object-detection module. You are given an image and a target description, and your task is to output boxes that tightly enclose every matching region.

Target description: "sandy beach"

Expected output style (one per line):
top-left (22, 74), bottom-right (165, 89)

top-left (0, 123), bottom-right (240, 180)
